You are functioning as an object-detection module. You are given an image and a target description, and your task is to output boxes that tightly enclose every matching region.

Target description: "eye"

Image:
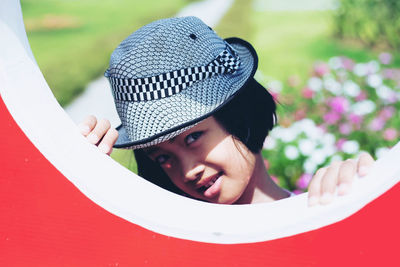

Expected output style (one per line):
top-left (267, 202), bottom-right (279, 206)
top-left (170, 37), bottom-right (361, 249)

top-left (184, 131), bottom-right (203, 145)
top-left (155, 154), bottom-right (170, 165)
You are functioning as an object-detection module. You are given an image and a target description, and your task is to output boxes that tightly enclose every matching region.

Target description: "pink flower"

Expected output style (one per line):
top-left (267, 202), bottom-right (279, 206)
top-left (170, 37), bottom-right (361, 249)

top-left (355, 90), bottom-right (367, 101)
top-left (348, 113), bottom-right (363, 128)
top-left (324, 111), bottom-right (341, 125)
top-left (336, 138), bottom-right (347, 150)
top-left (294, 109), bottom-right (306, 120)
top-left (341, 57), bottom-right (355, 71)
top-left (382, 68), bottom-right (395, 79)
top-left (383, 128), bottom-right (397, 141)
top-left (292, 189), bottom-right (303, 195)
top-left (329, 96), bottom-right (349, 114)
top-left (296, 173), bottom-right (312, 189)
top-left (270, 175), bottom-right (279, 184)
top-left (379, 106), bottom-right (395, 120)
top-left (271, 91), bottom-right (280, 101)
top-left (379, 52), bottom-right (392, 65)
top-left (368, 117), bottom-right (385, 131)
top-left (388, 93), bottom-right (398, 103)
top-left (314, 62), bottom-right (330, 77)
top-left (302, 87), bottom-right (314, 99)
top-left (382, 68), bottom-right (400, 81)
top-left (339, 123), bottom-right (352, 135)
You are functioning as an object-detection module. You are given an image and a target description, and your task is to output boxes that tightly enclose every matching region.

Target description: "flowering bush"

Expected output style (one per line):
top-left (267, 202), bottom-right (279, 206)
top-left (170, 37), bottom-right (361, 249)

top-left (334, 0), bottom-right (400, 50)
top-left (260, 52), bottom-right (400, 193)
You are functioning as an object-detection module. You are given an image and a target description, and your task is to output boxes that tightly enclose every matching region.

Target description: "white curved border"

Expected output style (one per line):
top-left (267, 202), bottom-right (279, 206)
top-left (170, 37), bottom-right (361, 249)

top-left (1, 0), bottom-right (399, 244)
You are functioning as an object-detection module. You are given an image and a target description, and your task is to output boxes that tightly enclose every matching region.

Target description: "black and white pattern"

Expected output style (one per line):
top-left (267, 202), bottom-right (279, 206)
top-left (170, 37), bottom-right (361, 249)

top-left (106, 45), bottom-right (240, 102)
top-left (104, 17), bottom-right (257, 149)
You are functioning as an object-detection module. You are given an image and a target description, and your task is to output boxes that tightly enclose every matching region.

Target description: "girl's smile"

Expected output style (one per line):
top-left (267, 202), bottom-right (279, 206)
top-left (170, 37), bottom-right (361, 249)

top-left (78, 16), bottom-right (376, 207)
top-left (144, 116), bottom-right (259, 204)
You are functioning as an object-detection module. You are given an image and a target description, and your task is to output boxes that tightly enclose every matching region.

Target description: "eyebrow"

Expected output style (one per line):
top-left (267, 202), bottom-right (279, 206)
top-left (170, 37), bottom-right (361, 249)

top-left (143, 137), bottom-right (176, 156)
top-left (143, 147), bottom-right (159, 156)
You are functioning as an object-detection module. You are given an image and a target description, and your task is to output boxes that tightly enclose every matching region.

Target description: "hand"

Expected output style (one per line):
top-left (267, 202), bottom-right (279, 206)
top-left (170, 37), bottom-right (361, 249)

top-left (307, 153), bottom-right (375, 206)
top-left (78, 115), bottom-right (118, 156)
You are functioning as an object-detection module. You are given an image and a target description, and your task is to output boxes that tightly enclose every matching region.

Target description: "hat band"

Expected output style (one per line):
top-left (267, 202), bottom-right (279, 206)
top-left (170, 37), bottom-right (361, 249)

top-left (105, 44), bottom-right (241, 102)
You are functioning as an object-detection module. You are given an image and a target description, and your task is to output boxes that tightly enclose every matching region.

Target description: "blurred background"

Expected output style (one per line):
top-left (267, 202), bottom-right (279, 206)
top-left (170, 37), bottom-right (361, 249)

top-left (22, 0), bottom-right (400, 193)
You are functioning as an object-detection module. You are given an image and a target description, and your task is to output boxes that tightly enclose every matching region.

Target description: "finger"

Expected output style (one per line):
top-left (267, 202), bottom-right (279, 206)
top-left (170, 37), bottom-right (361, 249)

top-left (337, 159), bottom-right (357, 195)
top-left (357, 153), bottom-right (374, 176)
top-left (86, 119), bottom-right (111, 145)
top-left (98, 128), bottom-right (119, 155)
top-left (307, 167), bottom-right (327, 206)
top-left (78, 115), bottom-right (97, 136)
top-left (319, 162), bottom-right (341, 205)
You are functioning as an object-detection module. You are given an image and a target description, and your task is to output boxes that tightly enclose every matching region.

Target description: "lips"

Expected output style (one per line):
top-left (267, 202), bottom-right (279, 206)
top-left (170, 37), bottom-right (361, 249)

top-left (196, 171), bottom-right (223, 193)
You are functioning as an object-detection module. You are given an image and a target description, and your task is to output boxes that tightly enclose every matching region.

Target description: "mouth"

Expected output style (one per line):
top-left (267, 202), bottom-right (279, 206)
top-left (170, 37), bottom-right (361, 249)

top-left (196, 171), bottom-right (223, 194)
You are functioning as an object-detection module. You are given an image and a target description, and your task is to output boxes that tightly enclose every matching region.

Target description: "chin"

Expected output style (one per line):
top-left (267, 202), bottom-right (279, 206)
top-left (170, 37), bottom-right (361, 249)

top-left (219, 182), bottom-right (251, 205)
top-left (216, 194), bottom-right (243, 205)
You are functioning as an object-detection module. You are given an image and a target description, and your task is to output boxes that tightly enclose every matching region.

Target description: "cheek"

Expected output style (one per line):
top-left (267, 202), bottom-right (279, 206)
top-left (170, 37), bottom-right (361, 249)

top-left (160, 162), bottom-right (180, 184)
top-left (162, 162), bottom-right (192, 194)
top-left (163, 165), bottom-right (179, 182)
top-left (206, 136), bottom-right (254, 174)
top-left (204, 136), bottom-right (234, 164)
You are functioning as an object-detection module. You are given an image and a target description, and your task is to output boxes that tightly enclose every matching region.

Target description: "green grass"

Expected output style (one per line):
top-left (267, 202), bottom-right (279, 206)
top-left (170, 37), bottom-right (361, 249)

top-left (22, 0), bottom-right (194, 106)
top-left (111, 149), bottom-right (137, 173)
top-left (216, 0), bottom-right (400, 85)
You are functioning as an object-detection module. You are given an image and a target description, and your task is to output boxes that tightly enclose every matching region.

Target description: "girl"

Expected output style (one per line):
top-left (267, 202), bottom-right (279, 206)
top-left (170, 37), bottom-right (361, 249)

top-left (79, 16), bottom-right (374, 205)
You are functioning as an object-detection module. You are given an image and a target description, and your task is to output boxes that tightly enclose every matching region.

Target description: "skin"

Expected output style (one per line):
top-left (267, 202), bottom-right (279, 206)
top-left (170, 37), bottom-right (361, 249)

top-left (79, 115), bottom-right (375, 206)
top-left (142, 117), bottom-right (289, 204)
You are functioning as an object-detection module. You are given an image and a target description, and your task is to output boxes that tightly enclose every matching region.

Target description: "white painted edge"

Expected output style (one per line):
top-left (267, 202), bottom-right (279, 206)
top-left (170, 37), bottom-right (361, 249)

top-left (1, 0), bottom-right (399, 244)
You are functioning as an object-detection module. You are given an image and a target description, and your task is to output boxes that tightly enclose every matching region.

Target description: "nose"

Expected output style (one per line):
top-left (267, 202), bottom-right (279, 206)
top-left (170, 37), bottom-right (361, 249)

top-left (182, 160), bottom-right (204, 183)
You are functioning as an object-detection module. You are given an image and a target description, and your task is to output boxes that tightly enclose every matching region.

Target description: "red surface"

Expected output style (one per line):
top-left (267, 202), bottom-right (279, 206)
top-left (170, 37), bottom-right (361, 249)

top-left (1, 96), bottom-right (399, 267)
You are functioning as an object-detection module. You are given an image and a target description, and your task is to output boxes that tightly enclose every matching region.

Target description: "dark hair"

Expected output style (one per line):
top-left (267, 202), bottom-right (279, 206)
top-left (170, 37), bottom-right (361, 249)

top-left (134, 77), bottom-right (277, 195)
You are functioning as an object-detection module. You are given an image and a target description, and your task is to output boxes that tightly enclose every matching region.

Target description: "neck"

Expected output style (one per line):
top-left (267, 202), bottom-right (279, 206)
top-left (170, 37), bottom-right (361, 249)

top-left (235, 153), bottom-right (290, 204)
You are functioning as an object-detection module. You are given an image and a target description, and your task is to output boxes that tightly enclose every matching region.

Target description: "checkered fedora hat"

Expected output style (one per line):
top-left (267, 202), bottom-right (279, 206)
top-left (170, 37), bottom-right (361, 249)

top-left (105, 16), bottom-right (258, 149)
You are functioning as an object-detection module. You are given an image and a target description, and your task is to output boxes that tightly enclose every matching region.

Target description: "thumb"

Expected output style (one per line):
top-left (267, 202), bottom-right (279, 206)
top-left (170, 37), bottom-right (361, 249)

top-left (357, 152), bottom-right (374, 177)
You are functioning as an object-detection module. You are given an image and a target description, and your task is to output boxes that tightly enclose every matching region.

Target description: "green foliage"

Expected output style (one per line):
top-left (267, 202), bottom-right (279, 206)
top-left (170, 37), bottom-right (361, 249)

top-left (334, 0), bottom-right (400, 50)
top-left (216, 2), bottom-right (394, 84)
top-left (215, 0), bottom-right (254, 40)
top-left (111, 149), bottom-right (137, 173)
top-left (21, 0), bottom-right (192, 106)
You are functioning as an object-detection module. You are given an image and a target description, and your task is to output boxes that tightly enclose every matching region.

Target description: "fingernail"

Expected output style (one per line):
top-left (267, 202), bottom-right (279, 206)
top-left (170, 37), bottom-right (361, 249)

top-left (320, 192), bottom-right (333, 205)
top-left (359, 166), bottom-right (370, 176)
top-left (308, 196), bottom-right (319, 206)
top-left (338, 183), bottom-right (351, 195)
top-left (98, 143), bottom-right (110, 154)
top-left (78, 124), bottom-right (90, 135)
top-left (87, 133), bottom-right (99, 144)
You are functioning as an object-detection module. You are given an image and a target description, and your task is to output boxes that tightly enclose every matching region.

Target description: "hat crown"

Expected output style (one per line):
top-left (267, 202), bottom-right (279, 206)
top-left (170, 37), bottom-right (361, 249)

top-left (105, 17), bottom-right (257, 149)
top-left (107, 16), bottom-right (225, 80)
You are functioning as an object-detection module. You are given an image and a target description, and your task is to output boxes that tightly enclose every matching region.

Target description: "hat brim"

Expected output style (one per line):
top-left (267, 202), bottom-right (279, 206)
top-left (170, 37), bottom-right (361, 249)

top-left (113, 37), bottom-right (259, 149)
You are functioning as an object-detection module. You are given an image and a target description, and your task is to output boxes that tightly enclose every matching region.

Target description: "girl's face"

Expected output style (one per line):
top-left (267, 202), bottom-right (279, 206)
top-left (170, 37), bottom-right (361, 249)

top-left (144, 117), bottom-right (257, 204)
